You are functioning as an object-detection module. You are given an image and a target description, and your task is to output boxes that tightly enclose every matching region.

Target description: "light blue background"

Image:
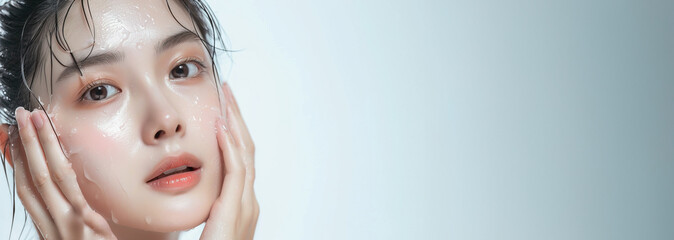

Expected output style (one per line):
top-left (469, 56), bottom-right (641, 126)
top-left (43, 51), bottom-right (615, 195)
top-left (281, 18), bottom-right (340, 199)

top-left (2, 0), bottom-right (674, 239)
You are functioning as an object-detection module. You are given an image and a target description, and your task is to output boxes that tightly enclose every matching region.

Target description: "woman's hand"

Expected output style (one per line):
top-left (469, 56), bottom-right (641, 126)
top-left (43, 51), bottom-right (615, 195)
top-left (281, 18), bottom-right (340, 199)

top-left (200, 83), bottom-right (259, 240)
top-left (11, 108), bottom-right (117, 240)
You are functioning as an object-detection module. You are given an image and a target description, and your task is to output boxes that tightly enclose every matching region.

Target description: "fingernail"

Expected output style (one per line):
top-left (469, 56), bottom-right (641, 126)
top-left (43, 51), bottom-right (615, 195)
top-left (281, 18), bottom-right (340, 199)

top-left (30, 111), bottom-right (44, 129)
top-left (15, 107), bottom-right (26, 130)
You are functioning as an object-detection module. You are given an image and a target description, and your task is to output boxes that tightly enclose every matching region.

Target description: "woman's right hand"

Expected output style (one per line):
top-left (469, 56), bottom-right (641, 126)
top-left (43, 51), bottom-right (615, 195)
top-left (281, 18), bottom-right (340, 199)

top-left (10, 107), bottom-right (117, 240)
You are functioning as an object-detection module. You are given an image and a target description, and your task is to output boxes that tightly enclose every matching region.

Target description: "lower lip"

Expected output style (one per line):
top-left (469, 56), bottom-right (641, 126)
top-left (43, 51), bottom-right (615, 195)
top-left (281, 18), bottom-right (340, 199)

top-left (147, 169), bottom-right (201, 193)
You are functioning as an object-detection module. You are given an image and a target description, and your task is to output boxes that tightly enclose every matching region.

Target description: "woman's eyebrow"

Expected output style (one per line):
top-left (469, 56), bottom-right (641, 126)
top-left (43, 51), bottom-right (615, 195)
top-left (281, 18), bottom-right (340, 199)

top-left (57, 51), bottom-right (124, 82)
top-left (55, 31), bottom-right (198, 83)
top-left (156, 30), bottom-right (201, 54)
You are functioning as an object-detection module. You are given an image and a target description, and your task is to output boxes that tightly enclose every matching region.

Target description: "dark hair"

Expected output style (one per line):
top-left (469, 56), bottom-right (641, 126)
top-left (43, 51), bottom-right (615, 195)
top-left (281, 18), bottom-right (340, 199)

top-left (0, 0), bottom-right (227, 124)
top-left (0, 0), bottom-right (227, 238)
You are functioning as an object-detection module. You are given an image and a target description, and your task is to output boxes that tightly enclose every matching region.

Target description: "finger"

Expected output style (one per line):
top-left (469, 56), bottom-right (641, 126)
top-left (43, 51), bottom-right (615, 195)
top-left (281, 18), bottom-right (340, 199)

top-left (221, 84), bottom-right (259, 238)
top-left (31, 111), bottom-right (88, 215)
top-left (222, 84), bottom-right (258, 227)
top-left (10, 129), bottom-right (60, 239)
top-left (31, 111), bottom-right (114, 236)
top-left (223, 93), bottom-right (255, 174)
top-left (222, 83), bottom-right (256, 198)
top-left (80, 206), bottom-right (116, 237)
top-left (215, 117), bottom-right (245, 221)
top-left (222, 83), bottom-right (254, 150)
top-left (16, 108), bottom-right (73, 231)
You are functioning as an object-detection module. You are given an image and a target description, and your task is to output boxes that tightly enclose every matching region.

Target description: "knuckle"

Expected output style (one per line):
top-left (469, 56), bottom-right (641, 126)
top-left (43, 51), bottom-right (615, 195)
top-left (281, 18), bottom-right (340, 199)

top-left (227, 162), bottom-right (246, 176)
top-left (246, 167), bottom-right (256, 181)
top-left (51, 166), bottom-right (74, 184)
top-left (16, 185), bottom-right (34, 202)
top-left (233, 165), bottom-right (246, 176)
top-left (33, 173), bottom-right (51, 188)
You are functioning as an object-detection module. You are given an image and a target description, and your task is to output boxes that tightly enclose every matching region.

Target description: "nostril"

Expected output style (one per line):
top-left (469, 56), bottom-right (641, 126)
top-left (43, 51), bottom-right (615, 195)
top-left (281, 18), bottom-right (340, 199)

top-left (154, 130), bottom-right (165, 139)
top-left (175, 125), bottom-right (181, 132)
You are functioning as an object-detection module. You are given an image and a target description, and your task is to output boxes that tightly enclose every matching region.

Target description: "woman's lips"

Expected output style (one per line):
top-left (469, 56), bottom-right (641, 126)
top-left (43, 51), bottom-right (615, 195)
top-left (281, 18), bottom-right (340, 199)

top-left (146, 153), bottom-right (202, 193)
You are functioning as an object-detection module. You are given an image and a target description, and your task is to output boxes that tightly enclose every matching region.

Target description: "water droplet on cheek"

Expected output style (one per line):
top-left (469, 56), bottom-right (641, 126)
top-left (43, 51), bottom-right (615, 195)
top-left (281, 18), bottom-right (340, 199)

top-left (145, 216), bottom-right (152, 225)
top-left (111, 210), bottom-right (119, 224)
top-left (83, 162), bottom-right (96, 183)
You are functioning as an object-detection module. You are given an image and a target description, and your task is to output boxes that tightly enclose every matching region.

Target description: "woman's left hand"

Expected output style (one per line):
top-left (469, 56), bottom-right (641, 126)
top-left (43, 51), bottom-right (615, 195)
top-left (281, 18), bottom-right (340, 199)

top-left (200, 83), bottom-right (259, 240)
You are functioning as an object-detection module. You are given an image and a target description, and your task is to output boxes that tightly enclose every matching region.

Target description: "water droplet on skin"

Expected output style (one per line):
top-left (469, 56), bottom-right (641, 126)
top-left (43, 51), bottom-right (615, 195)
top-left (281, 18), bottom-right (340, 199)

top-left (111, 211), bottom-right (119, 224)
top-left (145, 216), bottom-right (152, 225)
top-left (71, 128), bottom-right (78, 134)
top-left (136, 43), bottom-right (143, 49)
top-left (65, 143), bottom-right (83, 158)
top-left (83, 162), bottom-right (95, 182)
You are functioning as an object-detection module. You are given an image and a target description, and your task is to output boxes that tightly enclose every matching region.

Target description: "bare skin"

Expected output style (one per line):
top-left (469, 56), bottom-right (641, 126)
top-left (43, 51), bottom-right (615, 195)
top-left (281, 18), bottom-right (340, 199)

top-left (0, 0), bottom-right (257, 239)
top-left (7, 83), bottom-right (258, 239)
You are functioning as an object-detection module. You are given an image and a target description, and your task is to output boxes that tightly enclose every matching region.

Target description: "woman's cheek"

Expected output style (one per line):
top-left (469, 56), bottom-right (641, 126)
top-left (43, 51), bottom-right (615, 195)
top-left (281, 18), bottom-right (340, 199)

top-left (56, 120), bottom-right (129, 218)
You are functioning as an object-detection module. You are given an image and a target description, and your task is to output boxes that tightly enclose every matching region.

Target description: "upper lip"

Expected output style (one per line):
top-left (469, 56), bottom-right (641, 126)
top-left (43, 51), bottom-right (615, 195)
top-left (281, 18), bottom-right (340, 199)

top-left (145, 152), bottom-right (202, 183)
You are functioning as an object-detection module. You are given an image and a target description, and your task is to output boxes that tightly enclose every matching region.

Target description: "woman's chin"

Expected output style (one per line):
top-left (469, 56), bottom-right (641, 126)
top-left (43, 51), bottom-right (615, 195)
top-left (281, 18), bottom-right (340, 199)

top-left (108, 209), bottom-right (209, 233)
top-left (144, 214), bottom-right (208, 233)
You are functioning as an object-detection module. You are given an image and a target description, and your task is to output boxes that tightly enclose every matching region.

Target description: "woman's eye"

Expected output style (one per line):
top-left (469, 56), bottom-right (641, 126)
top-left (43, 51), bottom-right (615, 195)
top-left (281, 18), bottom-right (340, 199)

top-left (82, 84), bottom-right (120, 101)
top-left (170, 62), bottom-right (200, 79)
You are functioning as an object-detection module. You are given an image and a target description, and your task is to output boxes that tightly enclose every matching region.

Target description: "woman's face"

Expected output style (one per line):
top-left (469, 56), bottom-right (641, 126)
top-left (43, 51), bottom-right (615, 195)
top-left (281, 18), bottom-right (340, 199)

top-left (31, 0), bottom-right (223, 232)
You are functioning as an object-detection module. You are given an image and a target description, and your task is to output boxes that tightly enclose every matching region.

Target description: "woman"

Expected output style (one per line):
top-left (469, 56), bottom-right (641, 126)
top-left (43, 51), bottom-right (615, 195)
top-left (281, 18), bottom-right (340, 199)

top-left (0, 0), bottom-right (259, 239)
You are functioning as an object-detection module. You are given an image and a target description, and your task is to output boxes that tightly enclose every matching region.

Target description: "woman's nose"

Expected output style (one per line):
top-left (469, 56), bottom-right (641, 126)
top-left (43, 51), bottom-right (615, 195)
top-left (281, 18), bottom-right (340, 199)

top-left (152, 114), bottom-right (183, 139)
top-left (142, 93), bottom-right (186, 145)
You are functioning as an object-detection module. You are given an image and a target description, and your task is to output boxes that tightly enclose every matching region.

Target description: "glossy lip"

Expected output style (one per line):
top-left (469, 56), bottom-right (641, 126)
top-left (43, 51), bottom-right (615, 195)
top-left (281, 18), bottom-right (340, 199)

top-left (146, 152), bottom-right (202, 192)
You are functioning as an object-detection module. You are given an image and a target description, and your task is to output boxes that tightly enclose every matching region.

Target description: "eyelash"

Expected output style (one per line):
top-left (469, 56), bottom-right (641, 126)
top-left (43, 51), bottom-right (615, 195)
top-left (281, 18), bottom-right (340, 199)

top-left (171, 58), bottom-right (207, 79)
top-left (77, 79), bottom-right (118, 103)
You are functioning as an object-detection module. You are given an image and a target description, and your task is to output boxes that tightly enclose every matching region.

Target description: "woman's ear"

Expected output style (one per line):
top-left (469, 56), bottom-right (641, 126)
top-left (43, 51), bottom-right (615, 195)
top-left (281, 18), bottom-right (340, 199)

top-left (0, 124), bottom-right (13, 168)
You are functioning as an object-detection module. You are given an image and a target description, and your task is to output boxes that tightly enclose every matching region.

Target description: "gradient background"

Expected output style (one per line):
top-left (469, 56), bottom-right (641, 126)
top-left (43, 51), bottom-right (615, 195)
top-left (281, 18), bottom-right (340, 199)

top-left (2, 0), bottom-right (674, 239)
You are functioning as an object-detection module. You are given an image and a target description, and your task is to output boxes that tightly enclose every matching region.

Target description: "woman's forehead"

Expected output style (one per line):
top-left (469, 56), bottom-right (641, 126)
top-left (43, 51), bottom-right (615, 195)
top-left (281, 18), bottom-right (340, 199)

top-left (52, 0), bottom-right (197, 59)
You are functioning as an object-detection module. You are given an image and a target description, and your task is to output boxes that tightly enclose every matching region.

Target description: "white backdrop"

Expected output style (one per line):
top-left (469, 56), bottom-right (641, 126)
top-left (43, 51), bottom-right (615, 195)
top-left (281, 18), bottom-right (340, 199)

top-left (2, 0), bottom-right (674, 239)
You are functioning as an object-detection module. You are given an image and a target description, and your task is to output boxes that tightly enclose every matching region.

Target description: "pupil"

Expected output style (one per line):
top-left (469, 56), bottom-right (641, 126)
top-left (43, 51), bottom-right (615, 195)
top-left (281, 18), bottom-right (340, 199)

top-left (173, 64), bottom-right (187, 78)
top-left (90, 86), bottom-right (107, 100)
